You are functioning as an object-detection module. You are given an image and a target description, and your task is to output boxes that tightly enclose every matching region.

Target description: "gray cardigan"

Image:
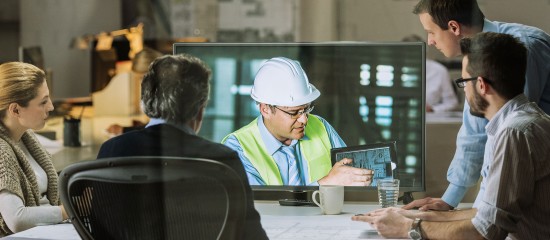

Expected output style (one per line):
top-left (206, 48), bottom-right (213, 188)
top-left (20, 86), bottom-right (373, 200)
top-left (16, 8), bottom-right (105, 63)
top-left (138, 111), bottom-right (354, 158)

top-left (0, 123), bottom-right (59, 236)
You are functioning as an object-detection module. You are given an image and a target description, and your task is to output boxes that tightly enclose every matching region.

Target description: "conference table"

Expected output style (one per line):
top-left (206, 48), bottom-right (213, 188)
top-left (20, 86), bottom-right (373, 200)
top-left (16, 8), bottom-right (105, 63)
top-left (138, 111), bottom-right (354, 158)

top-left (3, 201), bottom-right (385, 240)
top-left (3, 200), bottom-right (474, 240)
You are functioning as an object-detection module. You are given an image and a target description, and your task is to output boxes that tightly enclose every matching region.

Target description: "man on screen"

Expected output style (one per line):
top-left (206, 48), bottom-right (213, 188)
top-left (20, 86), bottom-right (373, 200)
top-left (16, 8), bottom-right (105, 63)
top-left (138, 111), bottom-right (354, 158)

top-left (223, 57), bottom-right (374, 186)
top-left (353, 32), bottom-right (550, 239)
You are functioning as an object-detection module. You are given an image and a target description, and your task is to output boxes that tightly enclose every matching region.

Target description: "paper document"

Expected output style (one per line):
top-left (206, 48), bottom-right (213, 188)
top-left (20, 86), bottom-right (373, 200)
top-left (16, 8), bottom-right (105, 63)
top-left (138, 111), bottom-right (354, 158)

top-left (4, 224), bottom-right (80, 240)
top-left (261, 214), bottom-right (380, 240)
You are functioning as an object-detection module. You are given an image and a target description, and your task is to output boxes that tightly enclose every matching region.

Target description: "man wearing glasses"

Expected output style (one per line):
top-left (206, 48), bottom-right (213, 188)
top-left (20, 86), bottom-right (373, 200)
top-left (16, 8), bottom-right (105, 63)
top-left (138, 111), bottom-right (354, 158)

top-left (353, 32), bottom-right (550, 240)
top-left (223, 57), bottom-right (373, 186)
top-left (405, 0), bottom-right (550, 211)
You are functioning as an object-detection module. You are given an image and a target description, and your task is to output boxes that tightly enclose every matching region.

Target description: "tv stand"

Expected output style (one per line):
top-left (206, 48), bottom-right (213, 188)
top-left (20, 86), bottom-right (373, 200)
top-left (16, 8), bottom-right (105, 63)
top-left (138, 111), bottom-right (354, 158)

top-left (399, 191), bottom-right (415, 205)
top-left (278, 190), bottom-right (317, 206)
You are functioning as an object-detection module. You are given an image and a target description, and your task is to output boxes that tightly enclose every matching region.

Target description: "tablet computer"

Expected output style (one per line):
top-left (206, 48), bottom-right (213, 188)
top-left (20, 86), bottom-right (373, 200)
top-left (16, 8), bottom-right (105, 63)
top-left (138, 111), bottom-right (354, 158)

top-left (331, 141), bottom-right (397, 186)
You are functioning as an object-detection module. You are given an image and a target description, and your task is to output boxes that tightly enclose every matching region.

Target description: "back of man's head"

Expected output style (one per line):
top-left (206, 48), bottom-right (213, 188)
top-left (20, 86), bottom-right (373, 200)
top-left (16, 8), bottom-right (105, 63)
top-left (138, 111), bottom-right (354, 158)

top-left (413, 0), bottom-right (485, 30)
top-left (141, 54), bottom-right (211, 125)
top-left (132, 47), bottom-right (163, 74)
top-left (460, 32), bottom-right (527, 100)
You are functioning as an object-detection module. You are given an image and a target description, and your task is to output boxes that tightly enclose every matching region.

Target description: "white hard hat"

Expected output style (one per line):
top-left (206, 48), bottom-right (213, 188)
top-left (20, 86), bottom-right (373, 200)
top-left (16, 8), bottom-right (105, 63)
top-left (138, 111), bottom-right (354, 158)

top-left (251, 57), bottom-right (320, 107)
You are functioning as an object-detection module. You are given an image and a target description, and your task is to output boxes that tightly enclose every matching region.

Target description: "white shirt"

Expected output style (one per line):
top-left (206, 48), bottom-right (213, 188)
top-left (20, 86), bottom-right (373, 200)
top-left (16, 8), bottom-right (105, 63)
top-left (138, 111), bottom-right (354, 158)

top-left (426, 59), bottom-right (459, 112)
top-left (0, 142), bottom-right (62, 233)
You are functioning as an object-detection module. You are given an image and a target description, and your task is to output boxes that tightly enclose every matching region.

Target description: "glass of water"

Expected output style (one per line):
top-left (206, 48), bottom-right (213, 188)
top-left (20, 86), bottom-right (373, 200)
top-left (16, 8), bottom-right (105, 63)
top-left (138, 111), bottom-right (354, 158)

top-left (377, 179), bottom-right (400, 208)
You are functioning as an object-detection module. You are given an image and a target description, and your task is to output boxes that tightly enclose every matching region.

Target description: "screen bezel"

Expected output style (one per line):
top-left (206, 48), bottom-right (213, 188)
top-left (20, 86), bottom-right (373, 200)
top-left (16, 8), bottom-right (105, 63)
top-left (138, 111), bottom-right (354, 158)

top-left (173, 42), bottom-right (426, 194)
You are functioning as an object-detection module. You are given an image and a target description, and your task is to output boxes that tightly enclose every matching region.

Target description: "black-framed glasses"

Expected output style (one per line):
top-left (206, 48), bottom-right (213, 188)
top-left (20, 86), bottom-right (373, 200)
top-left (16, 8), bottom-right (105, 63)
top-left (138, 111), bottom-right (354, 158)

top-left (454, 77), bottom-right (478, 88)
top-left (455, 76), bottom-right (493, 88)
top-left (273, 105), bottom-right (315, 119)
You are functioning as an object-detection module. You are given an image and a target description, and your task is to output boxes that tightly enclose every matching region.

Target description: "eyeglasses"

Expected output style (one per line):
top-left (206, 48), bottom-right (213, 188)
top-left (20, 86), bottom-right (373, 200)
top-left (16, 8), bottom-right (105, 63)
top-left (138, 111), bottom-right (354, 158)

top-left (273, 105), bottom-right (314, 119)
top-left (455, 76), bottom-right (493, 88)
top-left (454, 77), bottom-right (478, 88)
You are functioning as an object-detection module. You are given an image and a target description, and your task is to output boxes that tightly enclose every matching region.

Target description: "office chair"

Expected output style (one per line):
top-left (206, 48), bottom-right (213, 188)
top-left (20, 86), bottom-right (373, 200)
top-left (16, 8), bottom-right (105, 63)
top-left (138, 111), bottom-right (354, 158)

top-left (58, 156), bottom-right (247, 240)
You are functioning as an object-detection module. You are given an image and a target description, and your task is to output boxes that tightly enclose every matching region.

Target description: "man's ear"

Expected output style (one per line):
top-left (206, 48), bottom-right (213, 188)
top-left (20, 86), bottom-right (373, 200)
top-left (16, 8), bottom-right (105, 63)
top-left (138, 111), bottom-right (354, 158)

top-left (478, 77), bottom-right (490, 95)
top-left (190, 105), bottom-right (206, 133)
top-left (448, 20), bottom-right (461, 36)
top-left (196, 105), bottom-right (205, 123)
top-left (259, 103), bottom-right (272, 119)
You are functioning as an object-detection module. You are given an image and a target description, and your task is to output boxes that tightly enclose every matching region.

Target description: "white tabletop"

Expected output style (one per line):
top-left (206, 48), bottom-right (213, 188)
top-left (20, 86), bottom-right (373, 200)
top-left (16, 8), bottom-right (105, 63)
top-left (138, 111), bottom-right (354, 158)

top-left (3, 201), bottom-right (383, 240)
top-left (256, 201), bottom-right (383, 240)
top-left (4, 201), bottom-right (473, 240)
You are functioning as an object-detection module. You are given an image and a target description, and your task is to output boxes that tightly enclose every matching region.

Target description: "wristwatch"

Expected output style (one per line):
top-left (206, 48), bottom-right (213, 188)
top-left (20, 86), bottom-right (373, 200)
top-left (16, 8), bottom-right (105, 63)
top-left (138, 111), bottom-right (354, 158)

top-left (408, 218), bottom-right (423, 240)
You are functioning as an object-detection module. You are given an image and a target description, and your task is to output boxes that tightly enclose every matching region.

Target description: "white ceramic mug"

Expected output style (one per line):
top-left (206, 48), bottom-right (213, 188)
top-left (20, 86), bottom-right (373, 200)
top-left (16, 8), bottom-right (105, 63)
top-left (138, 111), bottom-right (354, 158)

top-left (312, 185), bottom-right (344, 215)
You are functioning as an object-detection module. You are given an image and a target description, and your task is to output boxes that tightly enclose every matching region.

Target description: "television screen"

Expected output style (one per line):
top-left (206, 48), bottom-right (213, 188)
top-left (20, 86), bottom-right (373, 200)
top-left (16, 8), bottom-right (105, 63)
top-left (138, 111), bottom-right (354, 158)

top-left (173, 42), bottom-right (425, 193)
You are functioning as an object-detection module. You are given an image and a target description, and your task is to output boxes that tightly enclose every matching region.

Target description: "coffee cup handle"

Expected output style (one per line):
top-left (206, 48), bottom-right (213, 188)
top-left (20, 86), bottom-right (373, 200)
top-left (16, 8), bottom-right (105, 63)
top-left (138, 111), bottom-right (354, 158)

top-left (312, 190), bottom-right (323, 210)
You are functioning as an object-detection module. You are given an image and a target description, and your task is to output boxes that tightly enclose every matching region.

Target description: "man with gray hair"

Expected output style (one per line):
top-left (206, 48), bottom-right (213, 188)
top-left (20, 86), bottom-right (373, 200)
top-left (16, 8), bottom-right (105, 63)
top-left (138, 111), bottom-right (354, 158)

top-left (97, 54), bottom-right (268, 240)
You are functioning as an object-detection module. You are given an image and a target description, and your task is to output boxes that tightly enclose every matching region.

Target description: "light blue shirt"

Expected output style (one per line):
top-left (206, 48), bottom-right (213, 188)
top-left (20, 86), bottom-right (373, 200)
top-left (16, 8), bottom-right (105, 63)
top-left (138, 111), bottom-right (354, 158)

top-left (442, 19), bottom-right (550, 207)
top-left (146, 118), bottom-right (165, 128)
top-left (223, 114), bottom-right (346, 186)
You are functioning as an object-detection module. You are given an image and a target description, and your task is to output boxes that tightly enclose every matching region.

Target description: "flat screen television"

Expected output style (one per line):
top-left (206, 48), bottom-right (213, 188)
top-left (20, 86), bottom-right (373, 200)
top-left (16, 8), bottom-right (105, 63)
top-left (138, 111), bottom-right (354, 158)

top-left (173, 42), bottom-right (425, 198)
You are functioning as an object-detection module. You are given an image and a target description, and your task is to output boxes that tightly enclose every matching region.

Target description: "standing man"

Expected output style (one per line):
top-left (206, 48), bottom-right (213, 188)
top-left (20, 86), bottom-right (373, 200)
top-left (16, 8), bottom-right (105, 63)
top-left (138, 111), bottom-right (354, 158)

top-left (406, 0), bottom-right (550, 210)
top-left (97, 54), bottom-right (268, 240)
top-left (223, 57), bottom-right (373, 186)
top-left (353, 32), bottom-right (550, 239)
top-left (402, 34), bottom-right (459, 112)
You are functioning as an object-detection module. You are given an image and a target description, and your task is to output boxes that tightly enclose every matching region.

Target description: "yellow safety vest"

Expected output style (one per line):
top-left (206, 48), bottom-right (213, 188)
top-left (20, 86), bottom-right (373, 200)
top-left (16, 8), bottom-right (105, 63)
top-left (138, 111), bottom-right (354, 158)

top-left (223, 115), bottom-right (332, 185)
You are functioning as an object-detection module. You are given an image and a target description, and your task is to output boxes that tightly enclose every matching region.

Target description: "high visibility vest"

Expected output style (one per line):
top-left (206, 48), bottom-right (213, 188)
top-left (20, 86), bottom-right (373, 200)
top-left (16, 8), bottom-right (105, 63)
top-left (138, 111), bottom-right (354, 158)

top-left (224, 115), bottom-right (332, 185)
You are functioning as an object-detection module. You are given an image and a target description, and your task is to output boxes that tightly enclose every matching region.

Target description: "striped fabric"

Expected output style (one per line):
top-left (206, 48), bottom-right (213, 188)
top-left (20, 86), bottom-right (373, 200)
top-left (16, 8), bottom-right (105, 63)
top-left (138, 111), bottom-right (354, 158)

top-left (281, 146), bottom-right (303, 186)
top-left (471, 95), bottom-right (550, 239)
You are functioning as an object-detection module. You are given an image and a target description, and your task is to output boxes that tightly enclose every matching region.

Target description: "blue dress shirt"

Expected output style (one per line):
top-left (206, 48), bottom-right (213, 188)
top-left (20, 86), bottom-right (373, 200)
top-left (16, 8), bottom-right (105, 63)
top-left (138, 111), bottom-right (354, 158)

top-left (146, 118), bottom-right (166, 128)
top-left (442, 19), bottom-right (550, 207)
top-left (223, 114), bottom-right (346, 186)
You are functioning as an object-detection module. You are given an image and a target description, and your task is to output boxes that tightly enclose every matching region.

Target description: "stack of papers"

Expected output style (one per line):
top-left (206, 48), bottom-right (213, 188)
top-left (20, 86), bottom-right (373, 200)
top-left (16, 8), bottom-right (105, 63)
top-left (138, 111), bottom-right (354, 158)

top-left (261, 214), bottom-right (380, 240)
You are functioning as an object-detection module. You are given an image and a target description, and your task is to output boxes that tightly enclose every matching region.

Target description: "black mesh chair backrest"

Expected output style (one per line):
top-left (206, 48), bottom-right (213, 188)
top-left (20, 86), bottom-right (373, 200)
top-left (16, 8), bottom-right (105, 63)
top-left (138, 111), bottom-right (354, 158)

top-left (58, 156), bottom-right (247, 240)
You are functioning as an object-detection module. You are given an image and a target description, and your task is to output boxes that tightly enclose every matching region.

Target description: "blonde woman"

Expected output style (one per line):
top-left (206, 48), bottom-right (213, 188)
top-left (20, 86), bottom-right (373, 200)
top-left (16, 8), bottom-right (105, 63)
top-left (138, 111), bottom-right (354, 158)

top-left (0, 62), bottom-right (68, 236)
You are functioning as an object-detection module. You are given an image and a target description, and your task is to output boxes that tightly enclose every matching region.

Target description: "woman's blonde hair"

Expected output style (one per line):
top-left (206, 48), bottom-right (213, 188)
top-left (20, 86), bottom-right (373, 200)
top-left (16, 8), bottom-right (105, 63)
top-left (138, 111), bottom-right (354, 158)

top-left (0, 62), bottom-right (46, 119)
